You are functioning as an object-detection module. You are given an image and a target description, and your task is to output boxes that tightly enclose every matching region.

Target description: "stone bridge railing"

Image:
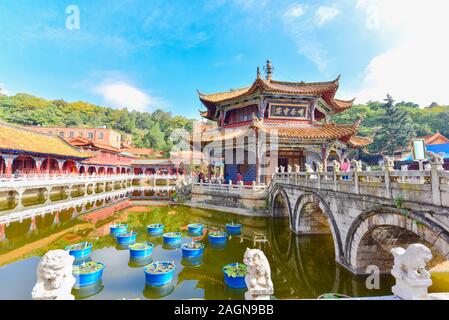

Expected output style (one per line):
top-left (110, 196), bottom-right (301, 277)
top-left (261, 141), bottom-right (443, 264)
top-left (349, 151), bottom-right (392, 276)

top-left (271, 161), bottom-right (449, 208)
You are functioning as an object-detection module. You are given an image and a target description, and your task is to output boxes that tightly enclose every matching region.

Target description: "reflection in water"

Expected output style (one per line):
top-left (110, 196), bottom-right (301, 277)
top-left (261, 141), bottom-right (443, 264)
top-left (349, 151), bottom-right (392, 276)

top-left (0, 204), bottom-right (395, 300)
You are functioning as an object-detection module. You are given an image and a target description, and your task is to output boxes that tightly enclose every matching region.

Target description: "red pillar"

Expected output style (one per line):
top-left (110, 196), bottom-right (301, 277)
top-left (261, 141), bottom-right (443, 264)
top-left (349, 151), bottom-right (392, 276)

top-left (5, 155), bottom-right (13, 177)
top-left (321, 144), bottom-right (328, 172)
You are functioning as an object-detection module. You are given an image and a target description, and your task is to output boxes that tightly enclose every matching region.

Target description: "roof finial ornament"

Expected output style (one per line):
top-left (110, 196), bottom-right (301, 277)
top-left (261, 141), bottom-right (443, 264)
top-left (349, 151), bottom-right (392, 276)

top-left (256, 67), bottom-right (261, 79)
top-left (263, 59), bottom-right (274, 81)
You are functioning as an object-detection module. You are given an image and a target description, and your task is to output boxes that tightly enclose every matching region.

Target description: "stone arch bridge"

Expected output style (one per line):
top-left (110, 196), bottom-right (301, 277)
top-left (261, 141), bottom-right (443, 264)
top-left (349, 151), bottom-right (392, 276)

top-left (268, 163), bottom-right (449, 274)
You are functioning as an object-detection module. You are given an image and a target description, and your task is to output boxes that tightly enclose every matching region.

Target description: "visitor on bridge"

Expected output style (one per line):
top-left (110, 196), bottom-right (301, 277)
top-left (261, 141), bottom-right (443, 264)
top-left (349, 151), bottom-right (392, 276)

top-left (341, 159), bottom-right (350, 180)
top-left (237, 172), bottom-right (243, 184)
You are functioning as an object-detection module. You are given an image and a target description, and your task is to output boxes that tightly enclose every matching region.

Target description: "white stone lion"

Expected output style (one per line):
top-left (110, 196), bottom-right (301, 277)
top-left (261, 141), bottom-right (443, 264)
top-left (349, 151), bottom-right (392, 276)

top-left (294, 164), bottom-right (300, 173)
top-left (351, 159), bottom-right (362, 172)
top-left (243, 248), bottom-right (273, 300)
top-left (31, 250), bottom-right (76, 300)
top-left (391, 244), bottom-right (433, 281)
top-left (332, 160), bottom-right (341, 173)
top-left (305, 163), bottom-right (313, 173)
top-left (383, 156), bottom-right (395, 171)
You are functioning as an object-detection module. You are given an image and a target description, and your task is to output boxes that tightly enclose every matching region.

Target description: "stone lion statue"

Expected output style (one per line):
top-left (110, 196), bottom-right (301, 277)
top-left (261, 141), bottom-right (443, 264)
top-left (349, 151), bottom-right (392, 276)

top-left (305, 163), bottom-right (314, 174)
top-left (383, 156), bottom-right (395, 170)
top-left (243, 248), bottom-right (273, 300)
top-left (332, 160), bottom-right (341, 173)
top-left (294, 164), bottom-right (300, 173)
top-left (287, 165), bottom-right (292, 173)
top-left (31, 250), bottom-right (76, 300)
top-left (315, 162), bottom-right (324, 173)
top-left (391, 244), bottom-right (433, 281)
top-left (351, 159), bottom-right (362, 172)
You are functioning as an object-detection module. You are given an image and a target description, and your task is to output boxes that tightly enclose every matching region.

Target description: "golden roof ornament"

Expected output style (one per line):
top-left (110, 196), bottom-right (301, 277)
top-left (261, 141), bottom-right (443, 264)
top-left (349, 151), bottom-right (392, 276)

top-left (263, 59), bottom-right (274, 81)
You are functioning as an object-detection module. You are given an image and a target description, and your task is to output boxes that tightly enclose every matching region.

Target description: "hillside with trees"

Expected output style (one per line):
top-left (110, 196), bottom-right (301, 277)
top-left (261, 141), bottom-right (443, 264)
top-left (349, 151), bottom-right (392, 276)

top-left (0, 92), bottom-right (447, 160)
top-left (332, 95), bottom-right (449, 159)
top-left (0, 93), bottom-right (193, 154)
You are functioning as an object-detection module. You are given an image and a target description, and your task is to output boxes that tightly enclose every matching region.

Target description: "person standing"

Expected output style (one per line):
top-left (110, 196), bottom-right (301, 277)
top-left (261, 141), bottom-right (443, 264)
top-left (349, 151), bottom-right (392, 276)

top-left (236, 172), bottom-right (243, 184)
top-left (340, 158), bottom-right (350, 180)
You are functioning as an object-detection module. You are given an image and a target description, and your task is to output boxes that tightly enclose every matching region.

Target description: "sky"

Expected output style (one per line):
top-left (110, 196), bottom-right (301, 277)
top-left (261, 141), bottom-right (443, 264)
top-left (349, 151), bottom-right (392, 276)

top-left (1, 0), bottom-right (448, 118)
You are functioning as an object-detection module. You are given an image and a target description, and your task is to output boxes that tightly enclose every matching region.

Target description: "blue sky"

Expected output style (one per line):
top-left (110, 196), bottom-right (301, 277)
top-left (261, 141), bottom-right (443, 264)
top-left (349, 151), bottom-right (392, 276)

top-left (1, 0), bottom-right (448, 118)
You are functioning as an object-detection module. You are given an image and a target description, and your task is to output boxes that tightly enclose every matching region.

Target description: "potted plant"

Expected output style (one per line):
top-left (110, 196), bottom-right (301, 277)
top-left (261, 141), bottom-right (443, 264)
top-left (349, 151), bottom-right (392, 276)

top-left (129, 242), bottom-right (153, 260)
top-left (144, 261), bottom-right (175, 287)
top-left (110, 223), bottom-right (128, 237)
top-left (147, 223), bottom-right (165, 236)
top-left (162, 232), bottom-right (182, 245)
top-left (73, 261), bottom-right (105, 288)
top-left (208, 230), bottom-right (227, 245)
top-left (187, 223), bottom-right (204, 235)
top-left (223, 262), bottom-right (247, 289)
top-left (116, 231), bottom-right (137, 246)
top-left (65, 242), bottom-right (93, 260)
top-left (225, 222), bottom-right (242, 235)
top-left (181, 241), bottom-right (204, 258)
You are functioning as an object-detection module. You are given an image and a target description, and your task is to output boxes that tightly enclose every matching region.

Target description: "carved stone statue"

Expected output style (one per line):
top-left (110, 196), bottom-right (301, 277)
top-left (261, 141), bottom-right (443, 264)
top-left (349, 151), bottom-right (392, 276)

top-left (243, 248), bottom-right (273, 300)
top-left (351, 159), bottom-right (362, 172)
top-left (305, 163), bottom-right (313, 174)
top-left (315, 162), bottom-right (324, 173)
top-left (32, 250), bottom-right (76, 300)
top-left (280, 166), bottom-right (285, 173)
top-left (332, 160), bottom-right (341, 172)
top-left (383, 156), bottom-right (395, 171)
top-left (287, 165), bottom-right (292, 173)
top-left (275, 166), bottom-right (279, 173)
top-left (294, 164), bottom-right (300, 173)
top-left (390, 244), bottom-right (433, 300)
top-left (250, 112), bottom-right (264, 130)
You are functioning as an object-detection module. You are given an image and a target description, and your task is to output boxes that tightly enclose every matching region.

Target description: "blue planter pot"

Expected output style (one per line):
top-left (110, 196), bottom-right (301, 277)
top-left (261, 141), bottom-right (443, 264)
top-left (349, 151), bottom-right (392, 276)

top-left (110, 224), bottom-right (128, 237)
top-left (208, 231), bottom-right (227, 245)
top-left (72, 281), bottom-right (104, 299)
top-left (187, 223), bottom-right (204, 235)
top-left (226, 223), bottom-right (242, 235)
top-left (129, 242), bottom-right (153, 260)
top-left (116, 231), bottom-right (137, 246)
top-left (181, 242), bottom-right (204, 258)
top-left (162, 232), bottom-right (182, 245)
top-left (144, 261), bottom-right (175, 287)
top-left (147, 223), bottom-right (164, 236)
top-left (73, 262), bottom-right (105, 288)
top-left (65, 242), bottom-right (93, 260)
top-left (223, 263), bottom-right (247, 289)
top-left (129, 257), bottom-right (153, 268)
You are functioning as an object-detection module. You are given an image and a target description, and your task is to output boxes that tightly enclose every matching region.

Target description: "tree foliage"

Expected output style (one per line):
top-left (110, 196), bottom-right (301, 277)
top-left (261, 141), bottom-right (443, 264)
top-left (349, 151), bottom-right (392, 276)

top-left (0, 93), bottom-right (193, 154)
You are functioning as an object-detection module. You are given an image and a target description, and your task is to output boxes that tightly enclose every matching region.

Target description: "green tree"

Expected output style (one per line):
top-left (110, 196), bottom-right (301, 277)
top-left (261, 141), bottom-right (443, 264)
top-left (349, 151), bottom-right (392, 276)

top-left (368, 95), bottom-right (416, 155)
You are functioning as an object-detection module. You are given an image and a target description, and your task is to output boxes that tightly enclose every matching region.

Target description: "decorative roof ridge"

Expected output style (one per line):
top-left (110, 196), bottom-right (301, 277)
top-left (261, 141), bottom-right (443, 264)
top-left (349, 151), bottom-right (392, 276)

top-left (268, 75), bottom-right (340, 87)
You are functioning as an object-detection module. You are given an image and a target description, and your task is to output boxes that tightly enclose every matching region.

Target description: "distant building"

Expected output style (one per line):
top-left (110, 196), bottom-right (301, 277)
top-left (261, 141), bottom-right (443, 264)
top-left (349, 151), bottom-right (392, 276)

top-left (67, 137), bottom-right (134, 174)
top-left (26, 126), bottom-right (123, 149)
top-left (418, 132), bottom-right (449, 145)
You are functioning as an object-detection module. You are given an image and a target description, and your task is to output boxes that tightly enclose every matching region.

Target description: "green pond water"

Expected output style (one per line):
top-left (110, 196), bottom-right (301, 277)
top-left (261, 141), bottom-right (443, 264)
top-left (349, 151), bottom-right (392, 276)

top-left (0, 204), bottom-right (395, 300)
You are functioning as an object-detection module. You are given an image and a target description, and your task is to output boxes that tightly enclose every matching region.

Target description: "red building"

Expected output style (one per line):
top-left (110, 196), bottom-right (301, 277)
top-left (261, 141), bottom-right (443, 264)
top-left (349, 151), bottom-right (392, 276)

top-left (67, 137), bottom-right (134, 175)
top-left (0, 123), bottom-right (90, 176)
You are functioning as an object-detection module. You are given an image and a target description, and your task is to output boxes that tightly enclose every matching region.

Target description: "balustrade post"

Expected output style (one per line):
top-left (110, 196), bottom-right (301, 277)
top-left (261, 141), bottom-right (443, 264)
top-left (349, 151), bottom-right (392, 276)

top-left (228, 180), bottom-right (232, 192)
top-left (430, 160), bottom-right (443, 206)
top-left (333, 170), bottom-right (337, 192)
top-left (354, 170), bottom-right (360, 195)
top-left (384, 166), bottom-right (392, 199)
top-left (317, 173), bottom-right (321, 190)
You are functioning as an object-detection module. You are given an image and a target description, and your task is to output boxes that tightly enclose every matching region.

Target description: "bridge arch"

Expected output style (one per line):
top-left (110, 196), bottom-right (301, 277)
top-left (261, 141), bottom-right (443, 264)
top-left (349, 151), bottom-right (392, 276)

top-left (345, 207), bottom-right (449, 274)
top-left (292, 192), bottom-right (343, 261)
top-left (270, 186), bottom-right (292, 219)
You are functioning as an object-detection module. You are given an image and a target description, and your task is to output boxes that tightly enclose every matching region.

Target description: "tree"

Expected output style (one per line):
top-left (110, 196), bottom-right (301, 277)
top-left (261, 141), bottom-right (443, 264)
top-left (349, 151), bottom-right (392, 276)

top-left (143, 123), bottom-right (165, 149)
top-left (368, 94), bottom-right (416, 155)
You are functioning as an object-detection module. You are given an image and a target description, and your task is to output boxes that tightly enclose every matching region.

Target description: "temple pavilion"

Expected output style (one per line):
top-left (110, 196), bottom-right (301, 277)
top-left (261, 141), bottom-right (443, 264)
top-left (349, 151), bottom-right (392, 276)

top-left (197, 60), bottom-right (372, 185)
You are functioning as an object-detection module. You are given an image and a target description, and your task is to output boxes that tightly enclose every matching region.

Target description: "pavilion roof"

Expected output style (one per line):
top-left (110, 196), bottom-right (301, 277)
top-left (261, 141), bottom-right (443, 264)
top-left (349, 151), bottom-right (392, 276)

top-left (347, 135), bottom-right (373, 148)
top-left (0, 123), bottom-right (90, 159)
top-left (418, 132), bottom-right (449, 145)
top-left (198, 73), bottom-right (354, 119)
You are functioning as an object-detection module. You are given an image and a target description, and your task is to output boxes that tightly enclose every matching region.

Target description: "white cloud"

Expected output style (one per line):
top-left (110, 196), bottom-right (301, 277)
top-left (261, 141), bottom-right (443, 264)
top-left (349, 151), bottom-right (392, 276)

top-left (0, 84), bottom-right (8, 96)
top-left (355, 0), bottom-right (449, 106)
top-left (315, 6), bottom-right (340, 27)
top-left (284, 3), bottom-right (306, 18)
top-left (93, 81), bottom-right (161, 111)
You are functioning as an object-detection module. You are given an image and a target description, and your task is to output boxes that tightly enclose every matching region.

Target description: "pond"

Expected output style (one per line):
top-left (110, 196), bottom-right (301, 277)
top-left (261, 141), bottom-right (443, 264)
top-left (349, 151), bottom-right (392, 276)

top-left (0, 204), bottom-right (396, 300)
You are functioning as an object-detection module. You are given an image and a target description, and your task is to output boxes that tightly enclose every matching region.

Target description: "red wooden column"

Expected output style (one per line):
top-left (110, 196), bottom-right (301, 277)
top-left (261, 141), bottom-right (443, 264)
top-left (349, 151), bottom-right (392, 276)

top-left (321, 144), bottom-right (328, 172)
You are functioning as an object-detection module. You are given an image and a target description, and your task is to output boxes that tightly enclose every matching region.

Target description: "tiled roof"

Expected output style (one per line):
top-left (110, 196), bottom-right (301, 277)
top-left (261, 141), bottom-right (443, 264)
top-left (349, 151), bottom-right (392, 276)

top-left (347, 136), bottom-right (373, 148)
top-left (0, 123), bottom-right (89, 159)
top-left (418, 132), bottom-right (449, 145)
top-left (67, 137), bottom-right (121, 153)
top-left (197, 123), bottom-right (360, 143)
top-left (198, 75), bottom-right (353, 118)
top-left (261, 123), bottom-right (358, 140)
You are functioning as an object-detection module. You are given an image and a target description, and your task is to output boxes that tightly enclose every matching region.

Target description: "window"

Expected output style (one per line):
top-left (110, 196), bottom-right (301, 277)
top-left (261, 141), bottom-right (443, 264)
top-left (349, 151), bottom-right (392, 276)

top-left (98, 132), bottom-right (104, 139)
top-left (87, 132), bottom-right (94, 139)
top-left (59, 132), bottom-right (64, 137)
top-left (69, 132), bottom-right (74, 138)
top-left (225, 105), bottom-right (259, 125)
